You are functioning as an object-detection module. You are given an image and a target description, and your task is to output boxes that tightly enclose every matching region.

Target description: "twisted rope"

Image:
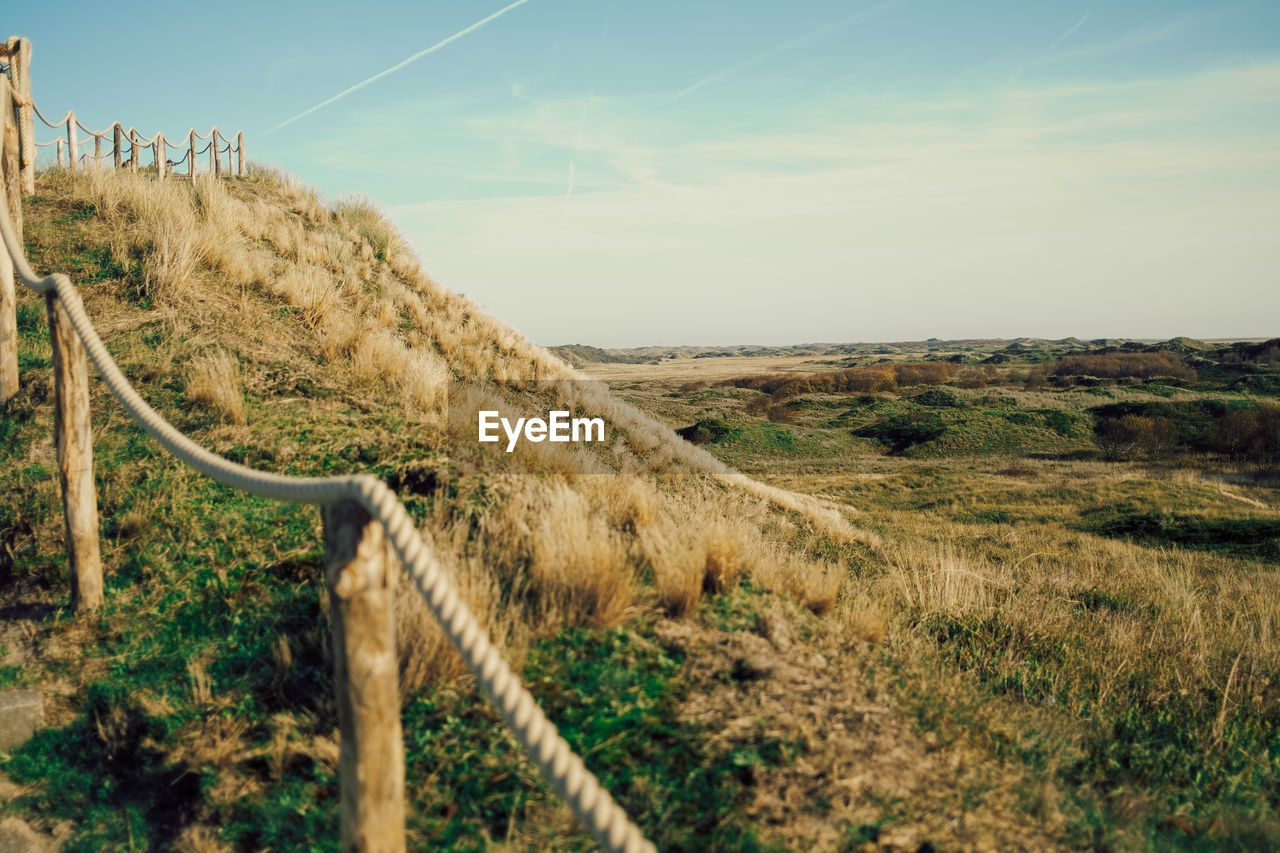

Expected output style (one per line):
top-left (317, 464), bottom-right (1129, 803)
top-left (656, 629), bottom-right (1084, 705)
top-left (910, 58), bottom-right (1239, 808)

top-left (32, 101), bottom-right (71, 128)
top-left (126, 128), bottom-right (162, 146)
top-left (163, 130), bottom-right (195, 149)
top-left (0, 183), bottom-right (655, 853)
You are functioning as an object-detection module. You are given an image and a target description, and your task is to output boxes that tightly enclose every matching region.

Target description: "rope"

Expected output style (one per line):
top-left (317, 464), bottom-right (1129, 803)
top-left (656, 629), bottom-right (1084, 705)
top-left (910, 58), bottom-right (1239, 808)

top-left (130, 129), bottom-right (162, 146)
top-left (32, 101), bottom-right (71, 128)
top-left (169, 152), bottom-right (189, 167)
top-left (163, 130), bottom-right (195, 149)
top-left (0, 183), bottom-right (655, 853)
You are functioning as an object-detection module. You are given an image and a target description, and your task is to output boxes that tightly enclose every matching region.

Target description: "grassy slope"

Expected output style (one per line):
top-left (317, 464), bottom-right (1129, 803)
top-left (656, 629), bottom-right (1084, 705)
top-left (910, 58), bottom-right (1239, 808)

top-left (0, 169), bottom-right (934, 852)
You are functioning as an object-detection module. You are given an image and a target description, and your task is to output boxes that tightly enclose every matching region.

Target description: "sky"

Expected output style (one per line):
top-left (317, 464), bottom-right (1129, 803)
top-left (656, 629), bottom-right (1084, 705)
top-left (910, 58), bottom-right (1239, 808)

top-left (10, 1), bottom-right (1280, 347)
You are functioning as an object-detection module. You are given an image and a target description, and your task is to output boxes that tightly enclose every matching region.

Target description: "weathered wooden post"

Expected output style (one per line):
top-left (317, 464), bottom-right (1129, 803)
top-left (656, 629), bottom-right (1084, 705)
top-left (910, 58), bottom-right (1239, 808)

top-left (211, 128), bottom-right (221, 178)
top-left (93, 133), bottom-right (101, 168)
top-left (55, 139), bottom-right (64, 169)
top-left (1, 75), bottom-right (21, 402)
top-left (236, 131), bottom-right (245, 176)
top-left (46, 286), bottom-right (104, 610)
top-left (155, 133), bottom-right (165, 180)
top-left (112, 123), bottom-right (122, 168)
top-left (128, 128), bottom-right (139, 172)
top-left (322, 500), bottom-right (406, 853)
top-left (188, 132), bottom-right (197, 184)
top-left (66, 113), bottom-right (78, 172)
top-left (6, 38), bottom-right (35, 196)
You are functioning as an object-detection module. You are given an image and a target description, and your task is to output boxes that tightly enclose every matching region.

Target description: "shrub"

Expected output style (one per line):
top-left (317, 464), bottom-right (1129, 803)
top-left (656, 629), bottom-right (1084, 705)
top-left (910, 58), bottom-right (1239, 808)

top-left (1041, 409), bottom-right (1077, 436)
top-left (1213, 405), bottom-right (1280, 467)
top-left (765, 402), bottom-right (799, 424)
top-left (1095, 414), bottom-right (1178, 460)
top-left (856, 412), bottom-right (947, 454)
top-left (719, 361), bottom-right (953, 401)
top-left (912, 388), bottom-right (961, 408)
top-left (676, 418), bottom-right (735, 445)
top-left (1090, 400), bottom-right (1238, 450)
top-left (1047, 352), bottom-right (1195, 382)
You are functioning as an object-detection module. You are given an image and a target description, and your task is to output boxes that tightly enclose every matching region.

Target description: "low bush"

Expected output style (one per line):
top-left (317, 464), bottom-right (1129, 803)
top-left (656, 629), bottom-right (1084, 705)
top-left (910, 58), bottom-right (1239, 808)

top-left (1213, 405), bottom-right (1280, 467)
top-left (912, 388), bottom-right (961, 408)
top-left (856, 412), bottom-right (948, 454)
top-left (676, 418), bottom-right (736, 445)
top-left (1095, 414), bottom-right (1178, 460)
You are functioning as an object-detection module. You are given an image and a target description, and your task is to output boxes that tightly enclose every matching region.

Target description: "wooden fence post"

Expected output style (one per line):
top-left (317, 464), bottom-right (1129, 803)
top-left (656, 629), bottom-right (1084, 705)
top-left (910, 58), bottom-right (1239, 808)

top-left (210, 128), bottom-right (221, 178)
top-left (112, 123), bottom-right (122, 168)
top-left (46, 291), bottom-right (104, 610)
top-left (322, 500), bottom-right (406, 853)
top-left (129, 129), bottom-right (138, 172)
top-left (6, 37), bottom-right (34, 196)
top-left (236, 131), bottom-right (245, 176)
top-left (155, 134), bottom-right (165, 180)
top-left (1, 75), bottom-right (21, 402)
top-left (93, 133), bottom-right (101, 168)
top-left (188, 133), bottom-right (196, 184)
top-left (66, 114), bottom-right (78, 172)
top-left (55, 139), bottom-right (64, 169)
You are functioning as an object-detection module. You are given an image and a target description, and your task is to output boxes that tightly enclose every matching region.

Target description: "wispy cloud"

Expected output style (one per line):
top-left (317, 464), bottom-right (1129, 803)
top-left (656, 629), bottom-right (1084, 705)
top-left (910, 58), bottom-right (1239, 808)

top-left (1007, 11), bottom-right (1201, 87)
top-left (266, 0), bottom-right (534, 134)
top-left (386, 61), bottom-right (1280, 345)
top-left (662, 0), bottom-right (905, 106)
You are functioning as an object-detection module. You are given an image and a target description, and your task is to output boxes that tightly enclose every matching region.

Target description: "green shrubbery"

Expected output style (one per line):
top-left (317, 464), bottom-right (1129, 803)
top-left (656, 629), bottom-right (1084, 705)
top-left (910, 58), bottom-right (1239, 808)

top-left (855, 412), bottom-right (948, 454)
top-left (1090, 401), bottom-right (1280, 465)
top-left (676, 418), bottom-right (737, 445)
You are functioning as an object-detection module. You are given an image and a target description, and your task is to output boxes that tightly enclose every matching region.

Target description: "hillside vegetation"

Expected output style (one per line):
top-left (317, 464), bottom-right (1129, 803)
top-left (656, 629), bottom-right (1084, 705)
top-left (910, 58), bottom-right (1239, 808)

top-left (0, 167), bottom-right (885, 851)
top-left (595, 335), bottom-right (1280, 850)
top-left (2, 167), bottom-right (1277, 851)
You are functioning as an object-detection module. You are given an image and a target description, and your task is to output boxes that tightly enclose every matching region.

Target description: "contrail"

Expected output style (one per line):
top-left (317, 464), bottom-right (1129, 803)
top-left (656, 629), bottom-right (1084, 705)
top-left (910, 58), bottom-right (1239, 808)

top-left (267, 0), bottom-right (533, 134)
top-left (662, 0), bottom-right (904, 106)
top-left (1006, 8), bottom-right (1092, 87)
top-left (1046, 11), bottom-right (1090, 51)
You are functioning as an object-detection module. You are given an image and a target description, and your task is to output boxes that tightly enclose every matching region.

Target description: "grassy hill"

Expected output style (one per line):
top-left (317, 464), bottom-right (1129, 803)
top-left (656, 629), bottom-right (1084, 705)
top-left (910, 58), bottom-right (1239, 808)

top-left (1, 167), bottom-right (1277, 851)
top-left (0, 167), bottom-right (876, 851)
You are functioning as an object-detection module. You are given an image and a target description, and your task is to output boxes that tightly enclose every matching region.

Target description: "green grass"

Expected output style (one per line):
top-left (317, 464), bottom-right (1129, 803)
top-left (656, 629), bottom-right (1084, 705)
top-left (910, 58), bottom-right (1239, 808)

top-left (1082, 509), bottom-right (1280, 561)
top-left (402, 624), bottom-right (786, 852)
top-left (916, 611), bottom-right (1280, 849)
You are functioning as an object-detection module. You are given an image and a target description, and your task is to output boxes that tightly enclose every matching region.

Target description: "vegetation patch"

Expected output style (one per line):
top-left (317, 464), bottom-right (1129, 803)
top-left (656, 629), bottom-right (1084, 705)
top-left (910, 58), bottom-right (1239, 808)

top-left (1082, 509), bottom-right (1280, 560)
top-left (854, 412), bottom-right (947, 454)
top-left (675, 417), bottom-right (738, 445)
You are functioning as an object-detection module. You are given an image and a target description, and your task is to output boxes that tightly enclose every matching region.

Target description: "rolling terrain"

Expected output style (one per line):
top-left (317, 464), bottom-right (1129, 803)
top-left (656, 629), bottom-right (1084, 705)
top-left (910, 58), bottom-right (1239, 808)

top-left (0, 166), bottom-right (1276, 851)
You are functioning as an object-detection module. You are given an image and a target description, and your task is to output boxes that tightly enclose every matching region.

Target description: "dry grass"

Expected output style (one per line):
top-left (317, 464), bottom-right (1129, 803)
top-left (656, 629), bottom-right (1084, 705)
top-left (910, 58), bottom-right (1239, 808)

top-left (185, 349), bottom-right (246, 424)
top-left (36, 165), bottom-right (887, 678)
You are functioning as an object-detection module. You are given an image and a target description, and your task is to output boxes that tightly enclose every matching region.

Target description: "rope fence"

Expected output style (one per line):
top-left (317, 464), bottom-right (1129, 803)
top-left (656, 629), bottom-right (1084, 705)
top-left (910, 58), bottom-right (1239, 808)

top-left (30, 86), bottom-right (243, 180)
top-left (0, 34), bottom-right (656, 853)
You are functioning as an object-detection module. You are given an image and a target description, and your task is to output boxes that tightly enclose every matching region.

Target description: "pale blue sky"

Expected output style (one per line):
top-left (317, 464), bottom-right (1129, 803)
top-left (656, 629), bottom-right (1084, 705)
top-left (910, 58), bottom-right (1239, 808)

top-left (10, 1), bottom-right (1280, 346)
